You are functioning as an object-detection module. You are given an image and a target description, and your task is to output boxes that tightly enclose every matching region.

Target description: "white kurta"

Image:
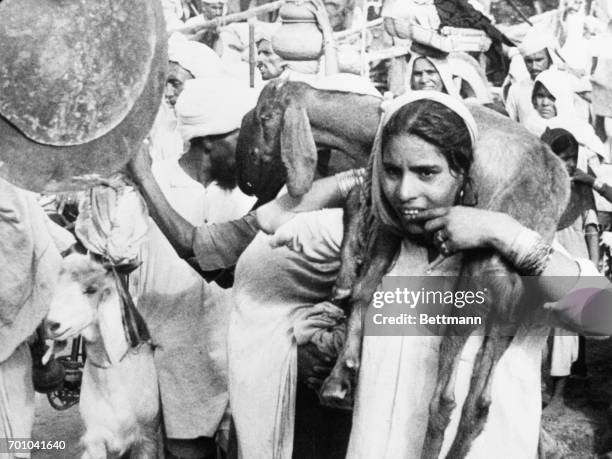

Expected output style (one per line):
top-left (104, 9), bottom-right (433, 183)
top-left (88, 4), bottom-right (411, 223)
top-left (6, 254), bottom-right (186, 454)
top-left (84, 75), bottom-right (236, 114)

top-left (347, 237), bottom-right (601, 459)
top-left (228, 210), bottom-right (344, 459)
top-left (131, 159), bottom-right (246, 438)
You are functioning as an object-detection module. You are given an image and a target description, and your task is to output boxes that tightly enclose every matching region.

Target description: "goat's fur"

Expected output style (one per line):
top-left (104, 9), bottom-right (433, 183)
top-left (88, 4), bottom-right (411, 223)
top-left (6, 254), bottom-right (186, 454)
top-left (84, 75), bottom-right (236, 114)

top-left (46, 253), bottom-right (160, 459)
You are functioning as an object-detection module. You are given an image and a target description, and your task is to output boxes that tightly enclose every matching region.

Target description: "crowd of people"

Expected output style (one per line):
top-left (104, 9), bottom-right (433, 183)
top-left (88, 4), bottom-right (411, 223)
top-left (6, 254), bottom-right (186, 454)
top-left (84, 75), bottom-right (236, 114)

top-left (2, 0), bottom-right (612, 458)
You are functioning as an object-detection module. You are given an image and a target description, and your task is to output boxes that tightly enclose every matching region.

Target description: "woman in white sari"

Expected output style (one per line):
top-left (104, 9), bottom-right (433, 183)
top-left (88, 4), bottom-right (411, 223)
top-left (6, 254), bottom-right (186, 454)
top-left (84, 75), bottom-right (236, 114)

top-left (343, 91), bottom-right (612, 458)
top-left (269, 91), bottom-right (612, 457)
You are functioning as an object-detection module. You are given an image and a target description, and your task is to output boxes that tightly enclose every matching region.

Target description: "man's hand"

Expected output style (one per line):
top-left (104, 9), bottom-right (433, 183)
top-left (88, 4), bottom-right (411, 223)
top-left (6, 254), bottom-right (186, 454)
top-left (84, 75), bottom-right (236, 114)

top-left (297, 342), bottom-right (334, 391)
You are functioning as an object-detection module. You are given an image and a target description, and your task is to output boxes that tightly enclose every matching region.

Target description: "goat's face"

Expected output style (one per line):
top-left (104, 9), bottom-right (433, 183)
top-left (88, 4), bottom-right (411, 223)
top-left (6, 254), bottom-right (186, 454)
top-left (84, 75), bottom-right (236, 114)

top-left (236, 79), bottom-right (317, 203)
top-left (45, 253), bottom-right (114, 343)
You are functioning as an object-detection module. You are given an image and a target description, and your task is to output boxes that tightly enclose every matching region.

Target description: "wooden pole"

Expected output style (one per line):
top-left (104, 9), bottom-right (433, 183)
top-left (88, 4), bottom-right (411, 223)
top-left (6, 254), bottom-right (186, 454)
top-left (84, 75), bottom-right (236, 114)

top-left (175, 0), bottom-right (285, 34)
top-left (503, 0), bottom-right (533, 26)
top-left (248, 17), bottom-right (256, 88)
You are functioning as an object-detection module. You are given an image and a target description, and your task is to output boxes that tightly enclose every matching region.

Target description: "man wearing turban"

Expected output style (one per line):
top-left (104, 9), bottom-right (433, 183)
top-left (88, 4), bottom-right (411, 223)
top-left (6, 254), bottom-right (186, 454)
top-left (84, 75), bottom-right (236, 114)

top-left (505, 28), bottom-right (559, 123)
top-left (133, 77), bottom-right (256, 458)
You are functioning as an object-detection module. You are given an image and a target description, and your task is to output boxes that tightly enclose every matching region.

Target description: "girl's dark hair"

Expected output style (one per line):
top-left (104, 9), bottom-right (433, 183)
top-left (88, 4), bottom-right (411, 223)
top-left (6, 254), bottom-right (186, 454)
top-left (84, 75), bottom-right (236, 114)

top-left (382, 99), bottom-right (474, 176)
top-left (541, 127), bottom-right (578, 159)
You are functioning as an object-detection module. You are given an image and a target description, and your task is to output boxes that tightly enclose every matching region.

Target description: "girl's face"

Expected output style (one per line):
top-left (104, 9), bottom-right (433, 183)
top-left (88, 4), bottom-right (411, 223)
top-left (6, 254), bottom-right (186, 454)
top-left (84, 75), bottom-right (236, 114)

top-left (533, 85), bottom-right (557, 119)
top-left (557, 149), bottom-right (578, 177)
top-left (381, 133), bottom-right (463, 235)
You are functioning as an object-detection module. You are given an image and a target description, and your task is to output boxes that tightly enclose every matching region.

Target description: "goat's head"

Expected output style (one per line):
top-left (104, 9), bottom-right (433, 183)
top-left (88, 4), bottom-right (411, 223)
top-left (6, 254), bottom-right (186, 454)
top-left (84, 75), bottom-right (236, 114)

top-left (236, 79), bottom-right (317, 203)
top-left (45, 252), bottom-right (130, 364)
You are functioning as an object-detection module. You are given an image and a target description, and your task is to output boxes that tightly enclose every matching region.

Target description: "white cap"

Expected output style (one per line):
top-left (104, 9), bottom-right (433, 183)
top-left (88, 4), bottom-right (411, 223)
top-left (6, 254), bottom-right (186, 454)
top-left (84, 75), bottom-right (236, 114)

top-left (175, 77), bottom-right (259, 141)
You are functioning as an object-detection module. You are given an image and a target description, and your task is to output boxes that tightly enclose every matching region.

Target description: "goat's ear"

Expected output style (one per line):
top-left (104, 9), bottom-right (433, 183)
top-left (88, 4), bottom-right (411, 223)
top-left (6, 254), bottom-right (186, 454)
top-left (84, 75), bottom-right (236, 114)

top-left (97, 286), bottom-right (129, 365)
top-left (281, 101), bottom-right (317, 197)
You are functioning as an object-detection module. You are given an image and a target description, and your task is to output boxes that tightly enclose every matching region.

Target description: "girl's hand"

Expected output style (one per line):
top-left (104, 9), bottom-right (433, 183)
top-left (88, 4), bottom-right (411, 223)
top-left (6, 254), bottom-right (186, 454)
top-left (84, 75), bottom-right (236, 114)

top-left (419, 206), bottom-right (523, 255)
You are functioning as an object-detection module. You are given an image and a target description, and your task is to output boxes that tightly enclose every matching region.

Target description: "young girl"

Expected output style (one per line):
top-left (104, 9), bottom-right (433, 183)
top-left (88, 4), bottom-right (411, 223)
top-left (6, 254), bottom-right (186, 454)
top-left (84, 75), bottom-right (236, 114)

top-left (525, 69), bottom-right (608, 171)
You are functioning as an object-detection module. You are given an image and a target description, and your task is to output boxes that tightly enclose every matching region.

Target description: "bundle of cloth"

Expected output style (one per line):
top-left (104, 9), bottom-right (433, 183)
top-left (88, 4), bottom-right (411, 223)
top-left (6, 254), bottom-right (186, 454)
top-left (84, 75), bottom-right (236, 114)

top-left (76, 175), bottom-right (149, 267)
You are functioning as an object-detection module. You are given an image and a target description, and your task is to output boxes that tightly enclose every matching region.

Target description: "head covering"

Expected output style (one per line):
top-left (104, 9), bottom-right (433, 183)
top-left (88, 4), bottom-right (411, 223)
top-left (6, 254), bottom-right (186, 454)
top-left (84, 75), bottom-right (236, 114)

top-left (370, 91), bottom-right (478, 232)
top-left (541, 127), bottom-right (578, 157)
top-left (447, 52), bottom-right (491, 103)
top-left (176, 77), bottom-right (259, 141)
top-left (405, 54), bottom-right (460, 98)
top-left (533, 69), bottom-right (575, 117)
top-left (168, 32), bottom-right (227, 79)
top-left (518, 27), bottom-right (558, 61)
top-left (526, 69), bottom-right (607, 160)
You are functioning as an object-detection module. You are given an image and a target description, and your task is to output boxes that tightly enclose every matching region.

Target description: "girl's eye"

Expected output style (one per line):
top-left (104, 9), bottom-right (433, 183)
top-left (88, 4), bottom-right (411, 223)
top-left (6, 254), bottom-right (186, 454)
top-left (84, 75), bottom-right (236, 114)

top-left (383, 165), bottom-right (401, 178)
top-left (417, 168), bottom-right (439, 180)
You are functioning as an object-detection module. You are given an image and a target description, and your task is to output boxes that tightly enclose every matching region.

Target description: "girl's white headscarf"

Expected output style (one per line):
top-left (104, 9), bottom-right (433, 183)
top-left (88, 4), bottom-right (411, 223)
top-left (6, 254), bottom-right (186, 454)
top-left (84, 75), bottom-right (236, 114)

top-left (405, 54), bottom-right (460, 98)
top-left (525, 69), bottom-right (606, 159)
top-left (370, 91), bottom-right (478, 233)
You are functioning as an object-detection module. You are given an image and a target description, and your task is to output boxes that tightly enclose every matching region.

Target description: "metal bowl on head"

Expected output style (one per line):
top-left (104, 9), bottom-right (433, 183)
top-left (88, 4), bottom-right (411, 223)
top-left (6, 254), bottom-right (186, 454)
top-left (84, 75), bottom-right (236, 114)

top-left (0, 0), bottom-right (167, 192)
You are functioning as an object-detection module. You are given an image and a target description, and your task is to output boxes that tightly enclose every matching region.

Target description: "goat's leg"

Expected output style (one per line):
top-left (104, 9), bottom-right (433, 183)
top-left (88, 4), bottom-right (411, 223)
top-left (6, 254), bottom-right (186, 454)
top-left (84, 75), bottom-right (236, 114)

top-left (320, 230), bottom-right (400, 409)
top-left (333, 186), bottom-right (363, 301)
top-left (444, 324), bottom-right (515, 459)
top-left (421, 334), bottom-right (471, 459)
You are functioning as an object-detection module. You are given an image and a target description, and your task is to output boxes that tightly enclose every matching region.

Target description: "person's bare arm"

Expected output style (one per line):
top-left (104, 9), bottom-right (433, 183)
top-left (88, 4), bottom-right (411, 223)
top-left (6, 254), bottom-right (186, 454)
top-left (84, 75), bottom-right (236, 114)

top-left (126, 146), bottom-right (196, 259)
top-left (256, 169), bottom-right (364, 234)
top-left (309, 0), bottom-right (339, 75)
top-left (585, 223), bottom-right (600, 266)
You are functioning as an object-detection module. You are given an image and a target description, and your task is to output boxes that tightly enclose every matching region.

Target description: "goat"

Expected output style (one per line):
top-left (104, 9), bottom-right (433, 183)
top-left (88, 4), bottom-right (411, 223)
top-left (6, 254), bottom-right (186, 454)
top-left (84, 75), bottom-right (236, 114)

top-left (45, 252), bottom-right (159, 459)
top-left (235, 78), bottom-right (381, 203)
top-left (241, 79), bottom-right (570, 457)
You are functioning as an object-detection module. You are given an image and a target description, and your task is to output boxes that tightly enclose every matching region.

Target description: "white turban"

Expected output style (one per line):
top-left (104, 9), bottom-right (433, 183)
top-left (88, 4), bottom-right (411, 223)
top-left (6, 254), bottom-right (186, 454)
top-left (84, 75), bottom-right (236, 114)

top-left (168, 33), bottom-right (227, 79)
top-left (176, 77), bottom-right (260, 141)
top-left (518, 27), bottom-right (557, 58)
